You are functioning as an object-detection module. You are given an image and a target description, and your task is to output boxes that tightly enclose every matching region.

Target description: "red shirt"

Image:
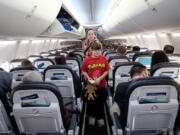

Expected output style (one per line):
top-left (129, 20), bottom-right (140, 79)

top-left (81, 55), bottom-right (110, 88)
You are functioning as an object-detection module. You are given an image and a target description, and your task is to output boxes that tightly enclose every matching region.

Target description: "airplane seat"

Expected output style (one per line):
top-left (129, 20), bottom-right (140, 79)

top-left (27, 55), bottom-right (43, 64)
top-left (40, 52), bottom-right (50, 58)
top-left (74, 53), bottom-right (83, 61)
top-left (140, 48), bottom-right (148, 52)
top-left (34, 58), bottom-right (55, 75)
top-left (126, 51), bottom-right (137, 61)
top-left (60, 52), bottom-right (68, 57)
top-left (113, 62), bottom-right (143, 94)
top-left (114, 76), bottom-right (179, 134)
top-left (0, 96), bottom-right (16, 134)
top-left (44, 65), bottom-right (78, 111)
top-left (47, 54), bottom-right (56, 62)
top-left (12, 82), bottom-right (77, 134)
top-left (102, 49), bottom-right (108, 56)
top-left (151, 62), bottom-right (180, 83)
top-left (73, 50), bottom-right (83, 57)
top-left (10, 59), bottom-right (26, 70)
top-left (10, 66), bottom-right (38, 89)
top-left (108, 56), bottom-right (130, 87)
top-left (168, 54), bottom-right (180, 64)
top-left (66, 57), bottom-right (81, 78)
top-left (133, 52), bottom-right (152, 69)
top-left (105, 51), bottom-right (116, 60)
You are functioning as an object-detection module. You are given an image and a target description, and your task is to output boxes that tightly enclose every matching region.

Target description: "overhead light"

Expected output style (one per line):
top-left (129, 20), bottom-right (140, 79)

top-left (172, 33), bottom-right (180, 37)
top-left (158, 34), bottom-right (167, 37)
top-left (142, 35), bottom-right (155, 38)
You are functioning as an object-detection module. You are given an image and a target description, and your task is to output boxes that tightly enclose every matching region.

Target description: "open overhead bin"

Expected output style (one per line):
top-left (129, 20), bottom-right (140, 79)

top-left (39, 7), bottom-right (85, 39)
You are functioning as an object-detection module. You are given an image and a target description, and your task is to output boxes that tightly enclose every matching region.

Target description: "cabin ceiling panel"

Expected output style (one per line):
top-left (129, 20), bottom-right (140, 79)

top-left (101, 0), bottom-right (180, 37)
top-left (63, 0), bottom-right (113, 25)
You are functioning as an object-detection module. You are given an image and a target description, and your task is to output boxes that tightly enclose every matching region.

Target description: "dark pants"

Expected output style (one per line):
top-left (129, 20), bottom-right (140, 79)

top-left (87, 87), bottom-right (107, 120)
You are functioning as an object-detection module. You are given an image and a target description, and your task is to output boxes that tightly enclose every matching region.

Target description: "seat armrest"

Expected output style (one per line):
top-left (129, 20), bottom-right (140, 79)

top-left (68, 114), bottom-right (77, 135)
top-left (113, 112), bottom-right (123, 135)
top-left (106, 87), bottom-right (112, 107)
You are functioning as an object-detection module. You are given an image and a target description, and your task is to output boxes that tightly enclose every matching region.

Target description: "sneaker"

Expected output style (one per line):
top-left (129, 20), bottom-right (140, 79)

top-left (89, 117), bottom-right (95, 126)
top-left (97, 119), bottom-right (105, 127)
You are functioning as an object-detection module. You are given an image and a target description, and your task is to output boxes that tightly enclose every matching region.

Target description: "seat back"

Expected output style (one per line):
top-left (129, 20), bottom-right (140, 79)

top-left (10, 66), bottom-right (38, 89)
top-left (66, 57), bottom-right (80, 77)
top-left (28, 55), bottom-right (42, 64)
top-left (151, 62), bottom-right (180, 83)
top-left (40, 52), bottom-right (49, 58)
top-left (113, 62), bottom-right (143, 93)
top-left (34, 58), bottom-right (54, 75)
top-left (12, 82), bottom-right (66, 134)
top-left (10, 59), bottom-right (26, 70)
top-left (105, 51), bottom-right (116, 60)
top-left (108, 56), bottom-right (129, 87)
top-left (48, 54), bottom-right (56, 62)
top-left (126, 51), bottom-right (136, 61)
top-left (73, 51), bottom-right (83, 57)
top-left (125, 77), bottom-right (179, 133)
top-left (168, 54), bottom-right (180, 64)
top-left (44, 65), bottom-right (75, 110)
top-left (0, 98), bottom-right (14, 134)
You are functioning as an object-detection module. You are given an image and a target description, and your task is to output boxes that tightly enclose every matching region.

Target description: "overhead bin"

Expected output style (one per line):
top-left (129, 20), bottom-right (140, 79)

top-left (40, 19), bottom-right (84, 39)
top-left (0, 0), bottom-right (62, 37)
top-left (40, 7), bottom-right (85, 39)
top-left (100, 0), bottom-right (180, 37)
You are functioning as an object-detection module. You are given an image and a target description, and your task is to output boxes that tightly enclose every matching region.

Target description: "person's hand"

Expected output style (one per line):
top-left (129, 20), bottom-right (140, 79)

top-left (94, 78), bottom-right (101, 86)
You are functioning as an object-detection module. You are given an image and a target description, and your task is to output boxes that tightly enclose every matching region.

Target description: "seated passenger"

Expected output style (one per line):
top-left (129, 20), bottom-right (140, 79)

top-left (110, 65), bottom-right (149, 127)
top-left (116, 45), bottom-right (126, 56)
top-left (22, 71), bottom-right (72, 127)
top-left (21, 59), bottom-right (33, 67)
top-left (22, 71), bottom-right (42, 82)
top-left (151, 51), bottom-right (169, 71)
top-left (55, 55), bottom-right (82, 97)
top-left (163, 44), bottom-right (174, 54)
top-left (67, 52), bottom-right (83, 65)
top-left (133, 46), bottom-right (140, 52)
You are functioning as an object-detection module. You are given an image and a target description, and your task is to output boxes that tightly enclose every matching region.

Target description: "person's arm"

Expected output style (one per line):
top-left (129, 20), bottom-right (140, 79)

top-left (94, 71), bottom-right (108, 86)
top-left (82, 71), bottom-right (92, 80)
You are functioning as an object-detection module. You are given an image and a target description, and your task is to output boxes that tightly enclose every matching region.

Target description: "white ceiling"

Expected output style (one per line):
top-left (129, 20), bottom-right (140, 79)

top-left (63, 0), bottom-right (114, 26)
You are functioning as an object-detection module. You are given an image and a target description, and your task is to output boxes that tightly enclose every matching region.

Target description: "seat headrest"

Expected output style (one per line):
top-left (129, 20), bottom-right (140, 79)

top-left (10, 59), bottom-right (26, 63)
top-left (113, 62), bottom-right (143, 73)
top-left (133, 52), bottom-right (152, 61)
top-left (104, 51), bottom-right (116, 57)
top-left (126, 76), bottom-right (180, 99)
top-left (66, 57), bottom-right (78, 61)
top-left (34, 58), bottom-right (55, 65)
top-left (108, 56), bottom-right (129, 62)
top-left (151, 62), bottom-right (180, 75)
top-left (44, 65), bottom-right (75, 80)
top-left (10, 66), bottom-right (38, 72)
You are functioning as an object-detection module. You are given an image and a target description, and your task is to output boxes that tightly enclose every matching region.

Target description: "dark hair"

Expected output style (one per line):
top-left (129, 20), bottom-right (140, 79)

top-left (55, 51), bottom-right (61, 56)
top-left (117, 46), bottom-right (126, 56)
top-left (90, 40), bottom-right (102, 50)
top-left (21, 59), bottom-right (33, 67)
top-left (86, 29), bottom-right (94, 35)
top-left (130, 65), bottom-right (147, 78)
top-left (163, 45), bottom-right (174, 54)
top-left (67, 52), bottom-right (76, 57)
top-left (55, 55), bottom-right (66, 65)
top-left (133, 46), bottom-right (140, 51)
top-left (151, 50), bottom-right (169, 68)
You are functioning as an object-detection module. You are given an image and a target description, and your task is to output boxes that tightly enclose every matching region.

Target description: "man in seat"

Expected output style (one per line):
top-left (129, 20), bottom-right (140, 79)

top-left (110, 65), bottom-right (149, 128)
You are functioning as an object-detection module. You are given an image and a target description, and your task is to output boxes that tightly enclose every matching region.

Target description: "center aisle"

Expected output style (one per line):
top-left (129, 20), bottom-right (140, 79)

top-left (79, 101), bottom-right (112, 135)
